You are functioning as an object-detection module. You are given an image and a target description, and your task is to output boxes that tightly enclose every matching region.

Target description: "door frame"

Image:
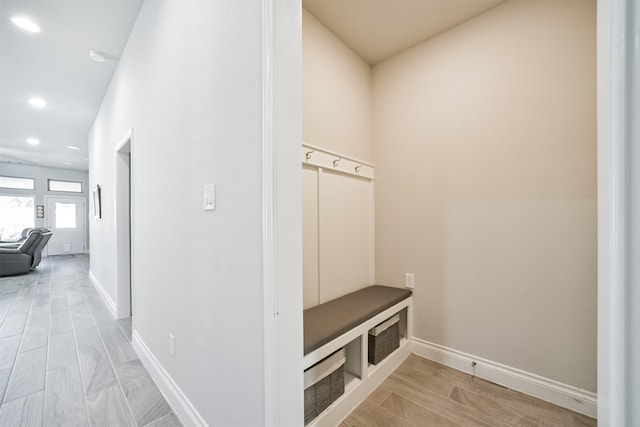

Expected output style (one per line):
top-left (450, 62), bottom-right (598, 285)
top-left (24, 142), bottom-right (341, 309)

top-left (597, 0), bottom-right (640, 424)
top-left (114, 129), bottom-right (133, 319)
top-left (43, 195), bottom-right (87, 257)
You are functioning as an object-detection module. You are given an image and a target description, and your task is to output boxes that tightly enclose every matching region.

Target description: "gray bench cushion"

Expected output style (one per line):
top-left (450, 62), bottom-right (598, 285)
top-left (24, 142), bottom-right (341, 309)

top-left (304, 285), bottom-right (412, 355)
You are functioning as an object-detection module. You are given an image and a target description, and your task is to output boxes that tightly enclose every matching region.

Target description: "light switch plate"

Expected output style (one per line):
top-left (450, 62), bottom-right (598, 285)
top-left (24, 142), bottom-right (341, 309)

top-left (203, 184), bottom-right (215, 211)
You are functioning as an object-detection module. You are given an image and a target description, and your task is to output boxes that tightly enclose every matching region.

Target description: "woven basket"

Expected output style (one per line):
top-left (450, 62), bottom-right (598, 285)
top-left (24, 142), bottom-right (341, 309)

top-left (304, 349), bottom-right (346, 424)
top-left (368, 314), bottom-right (400, 365)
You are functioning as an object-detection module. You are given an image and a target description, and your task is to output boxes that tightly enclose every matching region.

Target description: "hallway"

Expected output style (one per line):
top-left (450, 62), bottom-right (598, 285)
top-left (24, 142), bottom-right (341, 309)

top-left (0, 255), bottom-right (181, 426)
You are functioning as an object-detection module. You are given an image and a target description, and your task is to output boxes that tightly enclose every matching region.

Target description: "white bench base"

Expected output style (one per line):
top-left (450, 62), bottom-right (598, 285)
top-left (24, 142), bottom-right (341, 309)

top-left (304, 297), bottom-right (413, 426)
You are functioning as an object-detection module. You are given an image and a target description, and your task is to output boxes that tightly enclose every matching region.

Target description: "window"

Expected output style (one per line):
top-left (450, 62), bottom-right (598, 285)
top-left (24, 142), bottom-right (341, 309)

top-left (0, 176), bottom-right (35, 190)
top-left (0, 196), bottom-right (35, 240)
top-left (55, 202), bottom-right (76, 228)
top-left (48, 179), bottom-right (82, 193)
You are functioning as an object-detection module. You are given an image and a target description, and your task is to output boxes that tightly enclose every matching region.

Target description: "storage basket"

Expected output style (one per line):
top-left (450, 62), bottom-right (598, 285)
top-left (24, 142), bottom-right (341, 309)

top-left (303, 348), bottom-right (346, 424)
top-left (368, 314), bottom-right (400, 365)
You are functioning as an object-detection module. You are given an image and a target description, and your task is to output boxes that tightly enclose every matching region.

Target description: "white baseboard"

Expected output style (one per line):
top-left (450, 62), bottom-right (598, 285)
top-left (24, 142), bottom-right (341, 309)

top-left (88, 270), bottom-right (117, 318)
top-left (132, 331), bottom-right (207, 427)
top-left (411, 338), bottom-right (597, 419)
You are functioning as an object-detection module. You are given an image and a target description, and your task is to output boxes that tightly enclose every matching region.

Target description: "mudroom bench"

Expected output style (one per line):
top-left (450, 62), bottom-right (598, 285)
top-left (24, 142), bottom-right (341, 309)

top-left (303, 285), bottom-right (413, 426)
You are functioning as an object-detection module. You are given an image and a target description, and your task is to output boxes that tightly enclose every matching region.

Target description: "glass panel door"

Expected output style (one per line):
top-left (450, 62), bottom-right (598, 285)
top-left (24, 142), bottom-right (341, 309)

top-left (45, 197), bottom-right (85, 255)
top-left (55, 203), bottom-right (77, 228)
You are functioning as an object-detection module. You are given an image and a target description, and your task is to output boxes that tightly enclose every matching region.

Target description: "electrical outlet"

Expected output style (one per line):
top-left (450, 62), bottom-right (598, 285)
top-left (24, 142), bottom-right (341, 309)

top-left (169, 334), bottom-right (175, 356)
top-left (405, 273), bottom-right (415, 289)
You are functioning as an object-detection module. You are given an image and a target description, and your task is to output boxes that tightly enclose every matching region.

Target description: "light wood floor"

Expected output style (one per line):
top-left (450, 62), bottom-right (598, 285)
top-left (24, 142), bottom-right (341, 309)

top-left (340, 354), bottom-right (596, 427)
top-left (0, 255), bottom-right (181, 427)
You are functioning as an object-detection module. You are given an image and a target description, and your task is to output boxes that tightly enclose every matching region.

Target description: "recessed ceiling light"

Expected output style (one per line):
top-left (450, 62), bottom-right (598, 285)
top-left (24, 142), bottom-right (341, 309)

top-left (26, 137), bottom-right (40, 145)
top-left (28, 97), bottom-right (47, 109)
top-left (89, 49), bottom-right (106, 63)
top-left (10, 16), bottom-right (41, 33)
top-left (63, 162), bottom-right (73, 166)
top-left (67, 145), bottom-right (81, 150)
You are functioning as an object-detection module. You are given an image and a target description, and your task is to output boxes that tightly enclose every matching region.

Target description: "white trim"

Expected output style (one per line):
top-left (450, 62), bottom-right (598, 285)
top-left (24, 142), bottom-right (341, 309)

top-left (597, 1), bottom-right (613, 423)
top-left (302, 144), bottom-right (375, 180)
top-left (88, 270), bottom-right (117, 318)
top-left (132, 330), bottom-right (207, 427)
top-left (302, 143), bottom-right (375, 167)
top-left (114, 129), bottom-right (132, 153)
top-left (411, 338), bottom-right (597, 418)
top-left (114, 129), bottom-right (133, 319)
top-left (265, 1), bottom-right (303, 425)
top-left (261, 0), bottom-right (277, 425)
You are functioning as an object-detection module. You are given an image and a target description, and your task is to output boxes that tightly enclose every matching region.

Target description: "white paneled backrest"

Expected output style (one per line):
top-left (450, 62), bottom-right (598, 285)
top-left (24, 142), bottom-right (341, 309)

top-left (319, 170), bottom-right (374, 302)
top-left (303, 165), bottom-right (320, 309)
top-left (302, 145), bottom-right (375, 306)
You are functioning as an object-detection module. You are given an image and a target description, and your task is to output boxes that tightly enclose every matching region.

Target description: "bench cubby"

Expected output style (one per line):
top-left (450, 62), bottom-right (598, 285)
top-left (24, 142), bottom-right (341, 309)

top-left (303, 286), bottom-right (413, 426)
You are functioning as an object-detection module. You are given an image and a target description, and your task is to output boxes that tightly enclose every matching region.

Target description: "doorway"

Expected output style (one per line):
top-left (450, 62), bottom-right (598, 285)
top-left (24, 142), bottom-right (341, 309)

top-left (44, 196), bottom-right (86, 255)
top-left (115, 130), bottom-right (133, 320)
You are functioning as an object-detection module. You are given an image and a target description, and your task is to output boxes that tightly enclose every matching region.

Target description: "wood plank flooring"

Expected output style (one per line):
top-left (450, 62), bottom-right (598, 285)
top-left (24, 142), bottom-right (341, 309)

top-left (340, 354), bottom-right (596, 427)
top-left (0, 255), bottom-right (181, 427)
top-left (2, 255), bottom-right (598, 426)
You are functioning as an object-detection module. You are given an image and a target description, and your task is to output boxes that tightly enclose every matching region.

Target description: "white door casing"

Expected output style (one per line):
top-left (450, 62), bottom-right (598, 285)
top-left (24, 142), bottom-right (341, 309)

top-left (115, 129), bottom-right (133, 319)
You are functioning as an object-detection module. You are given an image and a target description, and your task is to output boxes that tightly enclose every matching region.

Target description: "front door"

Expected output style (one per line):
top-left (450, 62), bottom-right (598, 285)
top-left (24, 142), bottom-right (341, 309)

top-left (45, 196), bottom-right (86, 255)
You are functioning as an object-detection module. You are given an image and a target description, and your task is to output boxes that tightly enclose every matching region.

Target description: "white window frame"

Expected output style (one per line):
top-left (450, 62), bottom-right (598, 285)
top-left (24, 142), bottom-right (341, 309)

top-left (0, 175), bottom-right (35, 191)
top-left (48, 179), bottom-right (83, 193)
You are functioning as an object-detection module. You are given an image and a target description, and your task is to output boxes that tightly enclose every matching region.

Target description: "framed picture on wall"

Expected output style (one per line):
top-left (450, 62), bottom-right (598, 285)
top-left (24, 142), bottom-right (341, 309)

top-left (92, 185), bottom-right (102, 219)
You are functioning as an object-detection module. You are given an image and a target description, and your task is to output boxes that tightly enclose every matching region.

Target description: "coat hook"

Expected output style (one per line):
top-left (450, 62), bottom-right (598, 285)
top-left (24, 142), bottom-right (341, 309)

top-left (333, 157), bottom-right (341, 167)
top-left (305, 150), bottom-right (314, 161)
top-left (355, 165), bottom-right (362, 173)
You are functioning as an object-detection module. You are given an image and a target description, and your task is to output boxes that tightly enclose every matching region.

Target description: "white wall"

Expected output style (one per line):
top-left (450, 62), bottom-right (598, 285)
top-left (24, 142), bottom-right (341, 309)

top-left (88, 1), bottom-right (302, 424)
top-left (373, 0), bottom-right (596, 392)
top-left (0, 162), bottom-right (89, 250)
top-left (302, 9), bottom-right (375, 308)
top-left (303, 9), bottom-right (373, 163)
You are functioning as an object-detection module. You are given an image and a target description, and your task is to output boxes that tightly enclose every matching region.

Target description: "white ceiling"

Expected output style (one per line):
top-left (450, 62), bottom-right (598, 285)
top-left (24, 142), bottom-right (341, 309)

top-left (0, 0), bottom-right (143, 172)
top-left (303, 0), bottom-right (506, 65)
top-left (1, 0), bottom-right (505, 173)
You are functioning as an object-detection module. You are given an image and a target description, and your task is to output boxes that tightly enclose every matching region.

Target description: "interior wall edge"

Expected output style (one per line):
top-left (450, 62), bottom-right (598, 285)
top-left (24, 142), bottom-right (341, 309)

top-left (596, 0), bottom-right (611, 423)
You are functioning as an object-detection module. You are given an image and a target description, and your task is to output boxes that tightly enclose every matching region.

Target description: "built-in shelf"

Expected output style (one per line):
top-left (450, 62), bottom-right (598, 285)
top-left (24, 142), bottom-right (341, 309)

top-left (344, 372), bottom-right (359, 393)
top-left (368, 336), bottom-right (409, 376)
top-left (305, 298), bottom-right (413, 427)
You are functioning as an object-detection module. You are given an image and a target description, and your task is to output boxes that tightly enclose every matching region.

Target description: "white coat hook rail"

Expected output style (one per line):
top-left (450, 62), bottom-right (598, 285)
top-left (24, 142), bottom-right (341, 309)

top-left (301, 143), bottom-right (375, 180)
